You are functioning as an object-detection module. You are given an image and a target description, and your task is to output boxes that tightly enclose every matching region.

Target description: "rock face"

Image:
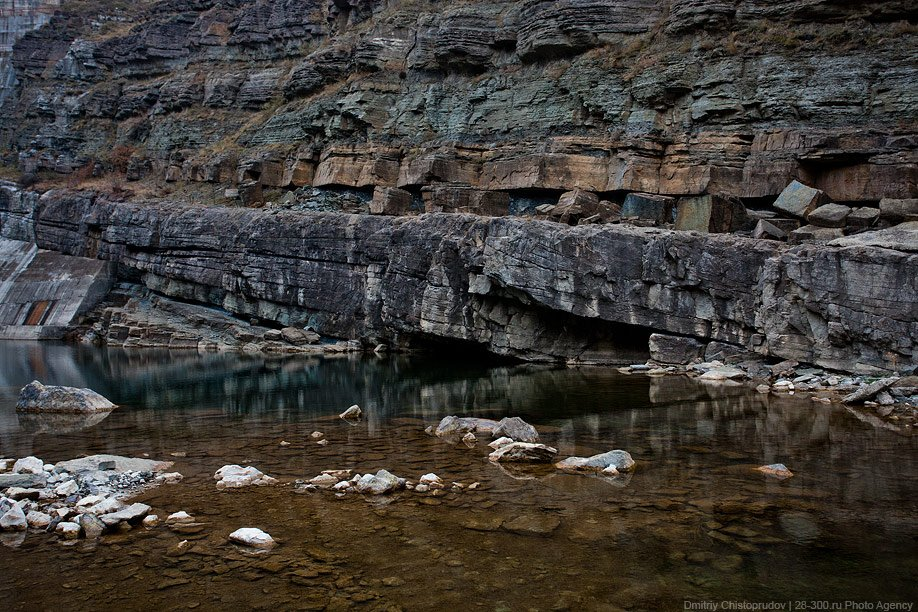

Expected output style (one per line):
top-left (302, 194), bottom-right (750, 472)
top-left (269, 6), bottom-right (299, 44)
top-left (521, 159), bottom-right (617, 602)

top-left (0, 1), bottom-right (914, 208)
top-left (1, 193), bottom-right (915, 374)
top-left (16, 381), bottom-right (115, 414)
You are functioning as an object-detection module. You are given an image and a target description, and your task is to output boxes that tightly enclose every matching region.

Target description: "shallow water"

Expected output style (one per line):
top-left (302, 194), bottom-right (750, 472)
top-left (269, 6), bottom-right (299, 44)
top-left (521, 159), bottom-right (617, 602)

top-left (0, 342), bottom-right (915, 611)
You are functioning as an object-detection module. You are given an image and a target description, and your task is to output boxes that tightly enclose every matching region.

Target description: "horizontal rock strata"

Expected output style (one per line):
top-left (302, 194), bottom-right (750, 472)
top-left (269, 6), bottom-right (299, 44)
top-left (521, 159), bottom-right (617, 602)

top-left (2, 189), bottom-right (914, 373)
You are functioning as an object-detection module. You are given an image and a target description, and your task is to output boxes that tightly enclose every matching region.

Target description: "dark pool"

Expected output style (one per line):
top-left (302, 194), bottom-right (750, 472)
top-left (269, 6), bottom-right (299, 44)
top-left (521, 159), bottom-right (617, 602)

top-left (0, 342), bottom-right (915, 611)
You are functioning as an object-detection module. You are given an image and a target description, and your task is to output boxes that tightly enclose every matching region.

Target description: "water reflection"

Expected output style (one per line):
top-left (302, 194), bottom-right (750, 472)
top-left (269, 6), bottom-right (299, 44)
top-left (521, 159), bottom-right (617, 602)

top-left (0, 342), bottom-right (915, 609)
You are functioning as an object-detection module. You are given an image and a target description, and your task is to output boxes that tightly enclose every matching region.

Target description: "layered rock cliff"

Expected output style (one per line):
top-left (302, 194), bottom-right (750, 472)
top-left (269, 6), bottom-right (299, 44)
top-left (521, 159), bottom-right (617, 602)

top-left (0, 0), bottom-right (915, 206)
top-left (2, 187), bottom-right (914, 374)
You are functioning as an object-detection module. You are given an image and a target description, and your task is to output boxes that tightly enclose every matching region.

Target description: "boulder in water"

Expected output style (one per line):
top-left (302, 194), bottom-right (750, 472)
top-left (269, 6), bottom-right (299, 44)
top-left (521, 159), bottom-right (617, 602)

top-left (555, 450), bottom-right (636, 474)
top-left (488, 442), bottom-right (558, 463)
top-left (16, 381), bottom-right (115, 414)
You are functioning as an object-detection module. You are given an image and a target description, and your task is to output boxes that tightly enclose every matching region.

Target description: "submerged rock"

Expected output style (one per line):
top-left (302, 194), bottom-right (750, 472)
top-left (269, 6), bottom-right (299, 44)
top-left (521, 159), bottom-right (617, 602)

top-left (756, 464), bottom-right (794, 479)
top-left (488, 442), bottom-right (558, 463)
top-left (555, 450), bottom-right (636, 474)
top-left (214, 465), bottom-right (277, 489)
top-left (229, 527), bottom-right (276, 550)
top-left (16, 381), bottom-right (115, 414)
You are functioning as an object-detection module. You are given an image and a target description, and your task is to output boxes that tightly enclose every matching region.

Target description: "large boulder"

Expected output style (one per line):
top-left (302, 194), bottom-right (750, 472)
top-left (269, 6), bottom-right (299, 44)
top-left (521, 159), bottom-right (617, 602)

top-left (649, 333), bottom-right (704, 365)
top-left (621, 193), bottom-right (675, 225)
top-left (435, 415), bottom-right (502, 437)
top-left (16, 381), bottom-right (115, 414)
top-left (488, 442), bottom-right (558, 463)
top-left (674, 194), bottom-right (749, 233)
top-left (555, 450), bottom-right (635, 474)
top-left (878, 198), bottom-right (918, 222)
top-left (494, 417), bottom-right (539, 443)
top-left (772, 180), bottom-right (828, 219)
top-left (280, 327), bottom-right (320, 346)
top-left (12, 456), bottom-right (44, 475)
top-left (355, 469), bottom-right (403, 495)
top-left (806, 203), bottom-right (851, 228)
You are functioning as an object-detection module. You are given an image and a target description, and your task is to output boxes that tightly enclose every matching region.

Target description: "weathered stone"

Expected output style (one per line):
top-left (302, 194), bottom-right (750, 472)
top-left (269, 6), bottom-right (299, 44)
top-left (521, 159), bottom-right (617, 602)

top-left (214, 465), bottom-right (276, 489)
top-left (846, 207), bottom-right (880, 228)
top-left (55, 521), bottom-right (81, 539)
top-left (756, 464), bottom-right (794, 479)
top-left (16, 381), bottom-right (115, 414)
top-left (752, 219), bottom-right (787, 240)
top-left (843, 377), bottom-right (900, 404)
top-left (99, 503), bottom-right (151, 526)
top-left (370, 187), bottom-right (414, 216)
top-left (339, 405), bottom-right (362, 420)
top-left (772, 181), bottom-right (828, 219)
top-left (806, 203), bottom-right (851, 228)
top-left (229, 527), bottom-right (276, 550)
top-left (355, 470), bottom-right (403, 495)
top-left (0, 504), bottom-right (27, 531)
top-left (12, 456), bottom-right (43, 474)
top-left (435, 416), bottom-right (502, 437)
top-left (622, 193), bottom-right (675, 225)
top-left (648, 333), bottom-right (704, 365)
top-left (488, 436), bottom-right (514, 449)
top-left (788, 225), bottom-right (845, 245)
top-left (494, 417), bottom-right (539, 443)
top-left (55, 455), bottom-right (172, 474)
top-left (78, 513), bottom-right (106, 539)
top-left (674, 195), bottom-right (748, 234)
top-left (879, 198), bottom-right (918, 222)
top-left (280, 327), bottom-right (320, 345)
top-left (25, 510), bottom-right (51, 528)
top-left (488, 442), bottom-right (558, 463)
top-left (422, 185), bottom-right (509, 216)
top-left (556, 450), bottom-right (635, 474)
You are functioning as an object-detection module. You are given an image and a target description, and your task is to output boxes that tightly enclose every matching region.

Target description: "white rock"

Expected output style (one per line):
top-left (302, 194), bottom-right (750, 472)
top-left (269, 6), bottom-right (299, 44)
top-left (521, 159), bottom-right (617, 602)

top-left (55, 507), bottom-right (72, 519)
top-left (487, 442), bottom-right (558, 463)
top-left (167, 511), bottom-right (193, 524)
top-left (143, 515), bottom-right (159, 528)
top-left (155, 472), bottom-right (184, 484)
top-left (339, 405), bottom-right (362, 420)
top-left (42, 464), bottom-right (54, 472)
top-left (332, 481), bottom-right (352, 491)
top-left (308, 474), bottom-right (339, 488)
top-left (12, 457), bottom-right (44, 475)
top-left (99, 502), bottom-right (151, 526)
top-left (55, 521), bottom-right (81, 539)
top-left (355, 470), bottom-right (402, 495)
top-left (414, 484), bottom-right (430, 493)
top-left (316, 439), bottom-right (329, 446)
top-left (419, 473), bottom-right (442, 486)
top-left (462, 432), bottom-right (477, 444)
top-left (0, 504), bottom-right (27, 531)
top-left (488, 437), bottom-right (514, 450)
top-left (76, 494), bottom-right (105, 508)
top-left (310, 431), bottom-right (324, 439)
top-left (556, 450), bottom-right (636, 474)
top-left (54, 480), bottom-right (79, 496)
top-left (229, 527), bottom-right (276, 550)
top-left (214, 465), bottom-right (276, 489)
top-left (86, 497), bottom-right (124, 516)
top-left (26, 511), bottom-right (51, 528)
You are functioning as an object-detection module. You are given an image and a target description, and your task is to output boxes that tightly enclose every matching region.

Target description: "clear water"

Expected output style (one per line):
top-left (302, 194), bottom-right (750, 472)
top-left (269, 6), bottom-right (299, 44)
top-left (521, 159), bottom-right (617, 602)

top-left (0, 342), bottom-right (915, 611)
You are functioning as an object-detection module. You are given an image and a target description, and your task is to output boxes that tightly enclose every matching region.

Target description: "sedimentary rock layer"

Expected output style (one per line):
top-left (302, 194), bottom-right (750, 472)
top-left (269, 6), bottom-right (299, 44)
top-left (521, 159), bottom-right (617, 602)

top-left (2, 188), bottom-right (915, 373)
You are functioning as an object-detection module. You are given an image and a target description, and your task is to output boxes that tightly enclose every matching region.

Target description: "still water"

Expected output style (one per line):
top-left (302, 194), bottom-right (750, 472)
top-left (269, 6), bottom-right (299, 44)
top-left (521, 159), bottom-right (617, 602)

top-left (0, 342), bottom-right (915, 611)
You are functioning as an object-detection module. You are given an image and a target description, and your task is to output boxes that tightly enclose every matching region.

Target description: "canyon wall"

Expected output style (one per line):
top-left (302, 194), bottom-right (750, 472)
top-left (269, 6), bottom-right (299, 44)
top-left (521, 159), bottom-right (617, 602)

top-left (1, 186), bottom-right (915, 374)
top-left (0, 0), bottom-right (914, 206)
